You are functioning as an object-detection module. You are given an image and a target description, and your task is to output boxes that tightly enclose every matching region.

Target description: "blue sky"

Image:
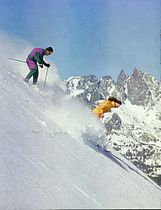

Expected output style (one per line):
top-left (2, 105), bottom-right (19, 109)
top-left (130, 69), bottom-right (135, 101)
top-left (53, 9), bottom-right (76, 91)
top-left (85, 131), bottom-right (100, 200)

top-left (0, 0), bottom-right (160, 80)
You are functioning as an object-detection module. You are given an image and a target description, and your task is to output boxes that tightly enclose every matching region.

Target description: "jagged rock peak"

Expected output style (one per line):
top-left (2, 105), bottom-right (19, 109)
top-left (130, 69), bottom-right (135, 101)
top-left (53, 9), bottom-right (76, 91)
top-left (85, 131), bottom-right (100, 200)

top-left (101, 75), bottom-right (113, 80)
top-left (82, 74), bottom-right (98, 81)
top-left (127, 68), bottom-right (152, 106)
top-left (132, 68), bottom-right (143, 78)
top-left (117, 69), bottom-right (128, 80)
top-left (117, 69), bottom-right (129, 85)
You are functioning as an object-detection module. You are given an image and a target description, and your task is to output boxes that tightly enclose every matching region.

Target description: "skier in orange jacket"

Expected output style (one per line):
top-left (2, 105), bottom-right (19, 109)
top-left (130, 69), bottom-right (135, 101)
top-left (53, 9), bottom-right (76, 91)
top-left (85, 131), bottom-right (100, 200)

top-left (93, 97), bottom-right (122, 119)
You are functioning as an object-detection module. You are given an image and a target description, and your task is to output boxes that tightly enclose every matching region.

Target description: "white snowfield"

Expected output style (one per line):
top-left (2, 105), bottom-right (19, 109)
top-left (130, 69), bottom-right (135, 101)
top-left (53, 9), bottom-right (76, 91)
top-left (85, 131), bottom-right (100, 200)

top-left (0, 36), bottom-right (161, 209)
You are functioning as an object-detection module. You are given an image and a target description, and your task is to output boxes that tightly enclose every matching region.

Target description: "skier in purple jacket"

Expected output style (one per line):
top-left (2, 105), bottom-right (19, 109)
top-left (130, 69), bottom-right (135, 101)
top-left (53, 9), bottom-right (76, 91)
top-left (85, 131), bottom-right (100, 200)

top-left (24, 47), bottom-right (53, 85)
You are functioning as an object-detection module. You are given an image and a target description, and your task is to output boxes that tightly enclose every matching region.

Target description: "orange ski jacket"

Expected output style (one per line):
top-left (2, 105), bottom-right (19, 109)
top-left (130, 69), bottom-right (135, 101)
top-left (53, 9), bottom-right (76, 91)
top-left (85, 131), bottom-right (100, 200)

top-left (93, 100), bottom-right (116, 118)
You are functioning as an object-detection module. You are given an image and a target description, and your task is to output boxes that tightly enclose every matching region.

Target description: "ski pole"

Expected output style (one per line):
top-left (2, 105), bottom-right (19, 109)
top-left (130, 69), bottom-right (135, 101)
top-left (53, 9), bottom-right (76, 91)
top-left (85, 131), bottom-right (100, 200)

top-left (7, 57), bottom-right (26, 63)
top-left (44, 67), bottom-right (49, 89)
top-left (7, 57), bottom-right (41, 66)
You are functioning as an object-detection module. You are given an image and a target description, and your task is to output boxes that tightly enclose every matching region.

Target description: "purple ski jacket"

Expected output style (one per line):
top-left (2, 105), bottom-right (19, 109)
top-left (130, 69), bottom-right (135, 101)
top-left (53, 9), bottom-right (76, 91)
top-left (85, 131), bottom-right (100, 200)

top-left (27, 48), bottom-right (47, 64)
top-left (26, 48), bottom-right (48, 70)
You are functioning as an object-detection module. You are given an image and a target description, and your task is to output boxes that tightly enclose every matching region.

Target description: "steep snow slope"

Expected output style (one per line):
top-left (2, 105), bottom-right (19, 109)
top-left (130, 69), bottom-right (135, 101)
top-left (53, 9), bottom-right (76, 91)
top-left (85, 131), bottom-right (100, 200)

top-left (0, 36), bottom-right (161, 209)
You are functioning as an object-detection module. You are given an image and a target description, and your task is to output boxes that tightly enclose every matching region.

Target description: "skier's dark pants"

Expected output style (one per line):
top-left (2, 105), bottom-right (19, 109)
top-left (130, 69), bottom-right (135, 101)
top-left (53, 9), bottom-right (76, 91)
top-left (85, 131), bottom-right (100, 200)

top-left (26, 68), bottom-right (39, 85)
top-left (25, 59), bottom-right (39, 85)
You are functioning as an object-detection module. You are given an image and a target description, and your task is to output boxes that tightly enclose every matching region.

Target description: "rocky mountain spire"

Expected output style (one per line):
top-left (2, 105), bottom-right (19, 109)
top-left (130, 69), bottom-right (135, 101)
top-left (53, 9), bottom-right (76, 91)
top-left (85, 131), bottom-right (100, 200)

top-left (117, 69), bottom-right (129, 86)
top-left (127, 68), bottom-right (152, 106)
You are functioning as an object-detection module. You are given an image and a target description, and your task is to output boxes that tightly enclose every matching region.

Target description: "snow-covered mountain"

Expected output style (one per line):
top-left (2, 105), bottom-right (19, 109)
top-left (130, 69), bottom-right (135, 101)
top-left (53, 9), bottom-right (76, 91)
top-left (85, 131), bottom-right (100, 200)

top-left (65, 69), bottom-right (161, 185)
top-left (0, 35), bottom-right (161, 209)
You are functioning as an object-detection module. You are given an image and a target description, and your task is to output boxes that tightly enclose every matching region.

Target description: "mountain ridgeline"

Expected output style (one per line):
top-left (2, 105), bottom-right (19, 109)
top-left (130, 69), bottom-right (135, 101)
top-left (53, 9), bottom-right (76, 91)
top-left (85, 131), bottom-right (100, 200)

top-left (65, 68), bottom-right (161, 186)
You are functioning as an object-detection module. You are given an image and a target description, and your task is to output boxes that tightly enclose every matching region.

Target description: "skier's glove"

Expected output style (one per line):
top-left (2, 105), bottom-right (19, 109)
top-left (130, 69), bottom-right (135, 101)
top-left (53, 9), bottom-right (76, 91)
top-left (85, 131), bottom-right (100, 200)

top-left (39, 64), bottom-right (43, 68)
top-left (46, 63), bottom-right (50, 68)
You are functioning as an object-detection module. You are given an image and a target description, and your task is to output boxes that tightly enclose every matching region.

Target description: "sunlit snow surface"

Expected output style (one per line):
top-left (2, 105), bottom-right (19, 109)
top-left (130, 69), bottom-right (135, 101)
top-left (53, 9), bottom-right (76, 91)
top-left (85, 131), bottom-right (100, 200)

top-left (0, 34), bottom-right (160, 209)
